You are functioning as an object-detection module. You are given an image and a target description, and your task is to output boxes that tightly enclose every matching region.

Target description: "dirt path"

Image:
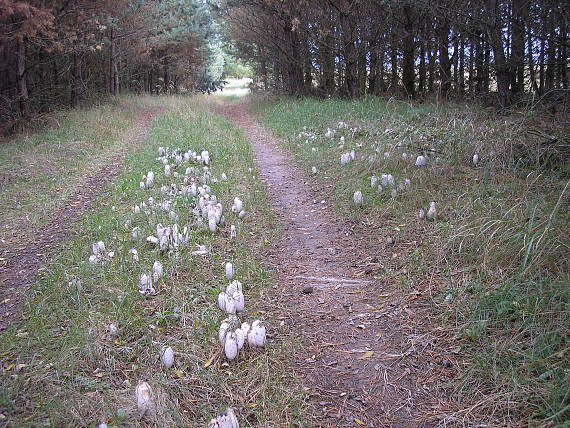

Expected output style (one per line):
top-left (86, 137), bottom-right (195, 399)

top-left (218, 102), bottom-right (443, 427)
top-left (0, 109), bottom-right (161, 330)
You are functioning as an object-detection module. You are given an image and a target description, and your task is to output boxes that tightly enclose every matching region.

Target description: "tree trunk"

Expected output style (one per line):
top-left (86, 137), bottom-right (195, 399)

top-left (286, 25), bottom-right (304, 95)
top-left (510, 0), bottom-right (526, 96)
top-left (259, 46), bottom-right (269, 90)
top-left (401, 5), bottom-right (416, 98)
top-left (109, 28), bottom-right (118, 95)
top-left (545, 13), bottom-right (556, 91)
top-left (459, 36), bottom-right (465, 94)
top-left (17, 40), bottom-right (28, 118)
top-left (390, 38), bottom-right (398, 90)
top-left (453, 32), bottom-right (459, 90)
top-left (438, 21), bottom-right (451, 98)
top-left (321, 32), bottom-right (335, 95)
top-left (340, 8), bottom-right (358, 97)
top-left (528, 26), bottom-right (539, 93)
top-left (303, 32), bottom-right (313, 91)
top-left (560, 21), bottom-right (568, 88)
top-left (469, 38), bottom-right (475, 93)
top-left (485, 0), bottom-right (510, 107)
top-left (476, 36), bottom-right (484, 93)
top-left (427, 38), bottom-right (435, 92)
top-left (357, 34), bottom-right (367, 96)
top-left (368, 37), bottom-right (378, 94)
top-left (418, 38), bottom-right (426, 94)
top-left (71, 51), bottom-right (83, 107)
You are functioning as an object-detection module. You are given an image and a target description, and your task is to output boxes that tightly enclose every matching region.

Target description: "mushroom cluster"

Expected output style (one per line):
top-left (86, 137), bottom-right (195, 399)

top-left (82, 144), bottom-right (255, 425)
top-left (88, 241), bottom-right (114, 264)
top-left (219, 315), bottom-right (266, 361)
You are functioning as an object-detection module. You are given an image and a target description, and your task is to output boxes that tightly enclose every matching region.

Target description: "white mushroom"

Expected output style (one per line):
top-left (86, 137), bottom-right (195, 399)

top-left (247, 320), bottom-right (266, 347)
top-left (415, 155), bottom-right (427, 166)
top-left (135, 382), bottom-right (154, 417)
top-left (232, 197), bottom-right (243, 213)
top-left (235, 328), bottom-right (246, 350)
top-left (224, 331), bottom-right (238, 361)
top-left (427, 201), bottom-right (437, 220)
top-left (160, 346), bottom-right (174, 368)
top-left (217, 292), bottom-right (227, 311)
top-left (152, 261), bottom-right (163, 282)
top-left (107, 323), bottom-right (118, 336)
top-left (208, 408), bottom-right (240, 428)
top-left (353, 190), bottom-right (363, 206)
top-left (240, 322), bottom-right (251, 338)
top-left (139, 274), bottom-right (155, 295)
top-left (225, 262), bottom-right (234, 280)
top-left (219, 320), bottom-right (231, 344)
top-left (145, 171), bottom-right (155, 188)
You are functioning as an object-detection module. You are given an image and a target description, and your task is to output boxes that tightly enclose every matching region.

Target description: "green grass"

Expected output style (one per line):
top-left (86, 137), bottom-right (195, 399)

top-left (0, 96), bottom-right (310, 426)
top-left (0, 95), bottom-right (171, 244)
top-left (216, 78), bottom-right (252, 101)
top-left (255, 95), bottom-right (570, 426)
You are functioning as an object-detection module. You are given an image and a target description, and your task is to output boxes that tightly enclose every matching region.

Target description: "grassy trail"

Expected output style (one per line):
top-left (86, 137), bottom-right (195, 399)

top-left (216, 99), bottom-right (445, 426)
top-left (0, 106), bottom-right (162, 330)
top-left (253, 95), bottom-right (569, 427)
top-left (0, 96), bottom-right (310, 427)
top-left (0, 88), bottom-right (567, 427)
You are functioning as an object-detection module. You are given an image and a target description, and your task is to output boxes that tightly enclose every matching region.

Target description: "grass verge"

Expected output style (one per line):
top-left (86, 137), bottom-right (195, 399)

top-left (255, 95), bottom-right (569, 426)
top-left (0, 96), bottom-right (310, 427)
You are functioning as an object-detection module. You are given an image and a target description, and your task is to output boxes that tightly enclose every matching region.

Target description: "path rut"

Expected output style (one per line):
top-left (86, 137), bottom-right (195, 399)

top-left (219, 102), bottom-right (438, 427)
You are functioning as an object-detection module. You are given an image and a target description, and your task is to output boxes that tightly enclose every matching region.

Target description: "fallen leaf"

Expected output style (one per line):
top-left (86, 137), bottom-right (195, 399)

top-left (355, 418), bottom-right (365, 426)
top-left (203, 355), bottom-right (215, 368)
top-left (359, 351), bottom-right (374, 360)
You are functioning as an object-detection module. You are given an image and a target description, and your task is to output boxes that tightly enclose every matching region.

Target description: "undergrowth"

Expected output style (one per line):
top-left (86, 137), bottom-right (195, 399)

top-left (256, 95), bottom-right (569, 426)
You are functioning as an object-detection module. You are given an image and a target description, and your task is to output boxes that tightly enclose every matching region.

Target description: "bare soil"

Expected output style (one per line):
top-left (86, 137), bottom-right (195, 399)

top-left (0, 109), bottom-right (161, 330)
top-left (218, 102), bottom-right (452, 427)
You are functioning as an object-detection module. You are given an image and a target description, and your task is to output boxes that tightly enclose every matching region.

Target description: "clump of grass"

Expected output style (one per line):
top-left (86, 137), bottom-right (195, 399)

top-left (255, 95), bottom-right (570, 426)
top-left (0, 96), bottom-right (310, 426)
